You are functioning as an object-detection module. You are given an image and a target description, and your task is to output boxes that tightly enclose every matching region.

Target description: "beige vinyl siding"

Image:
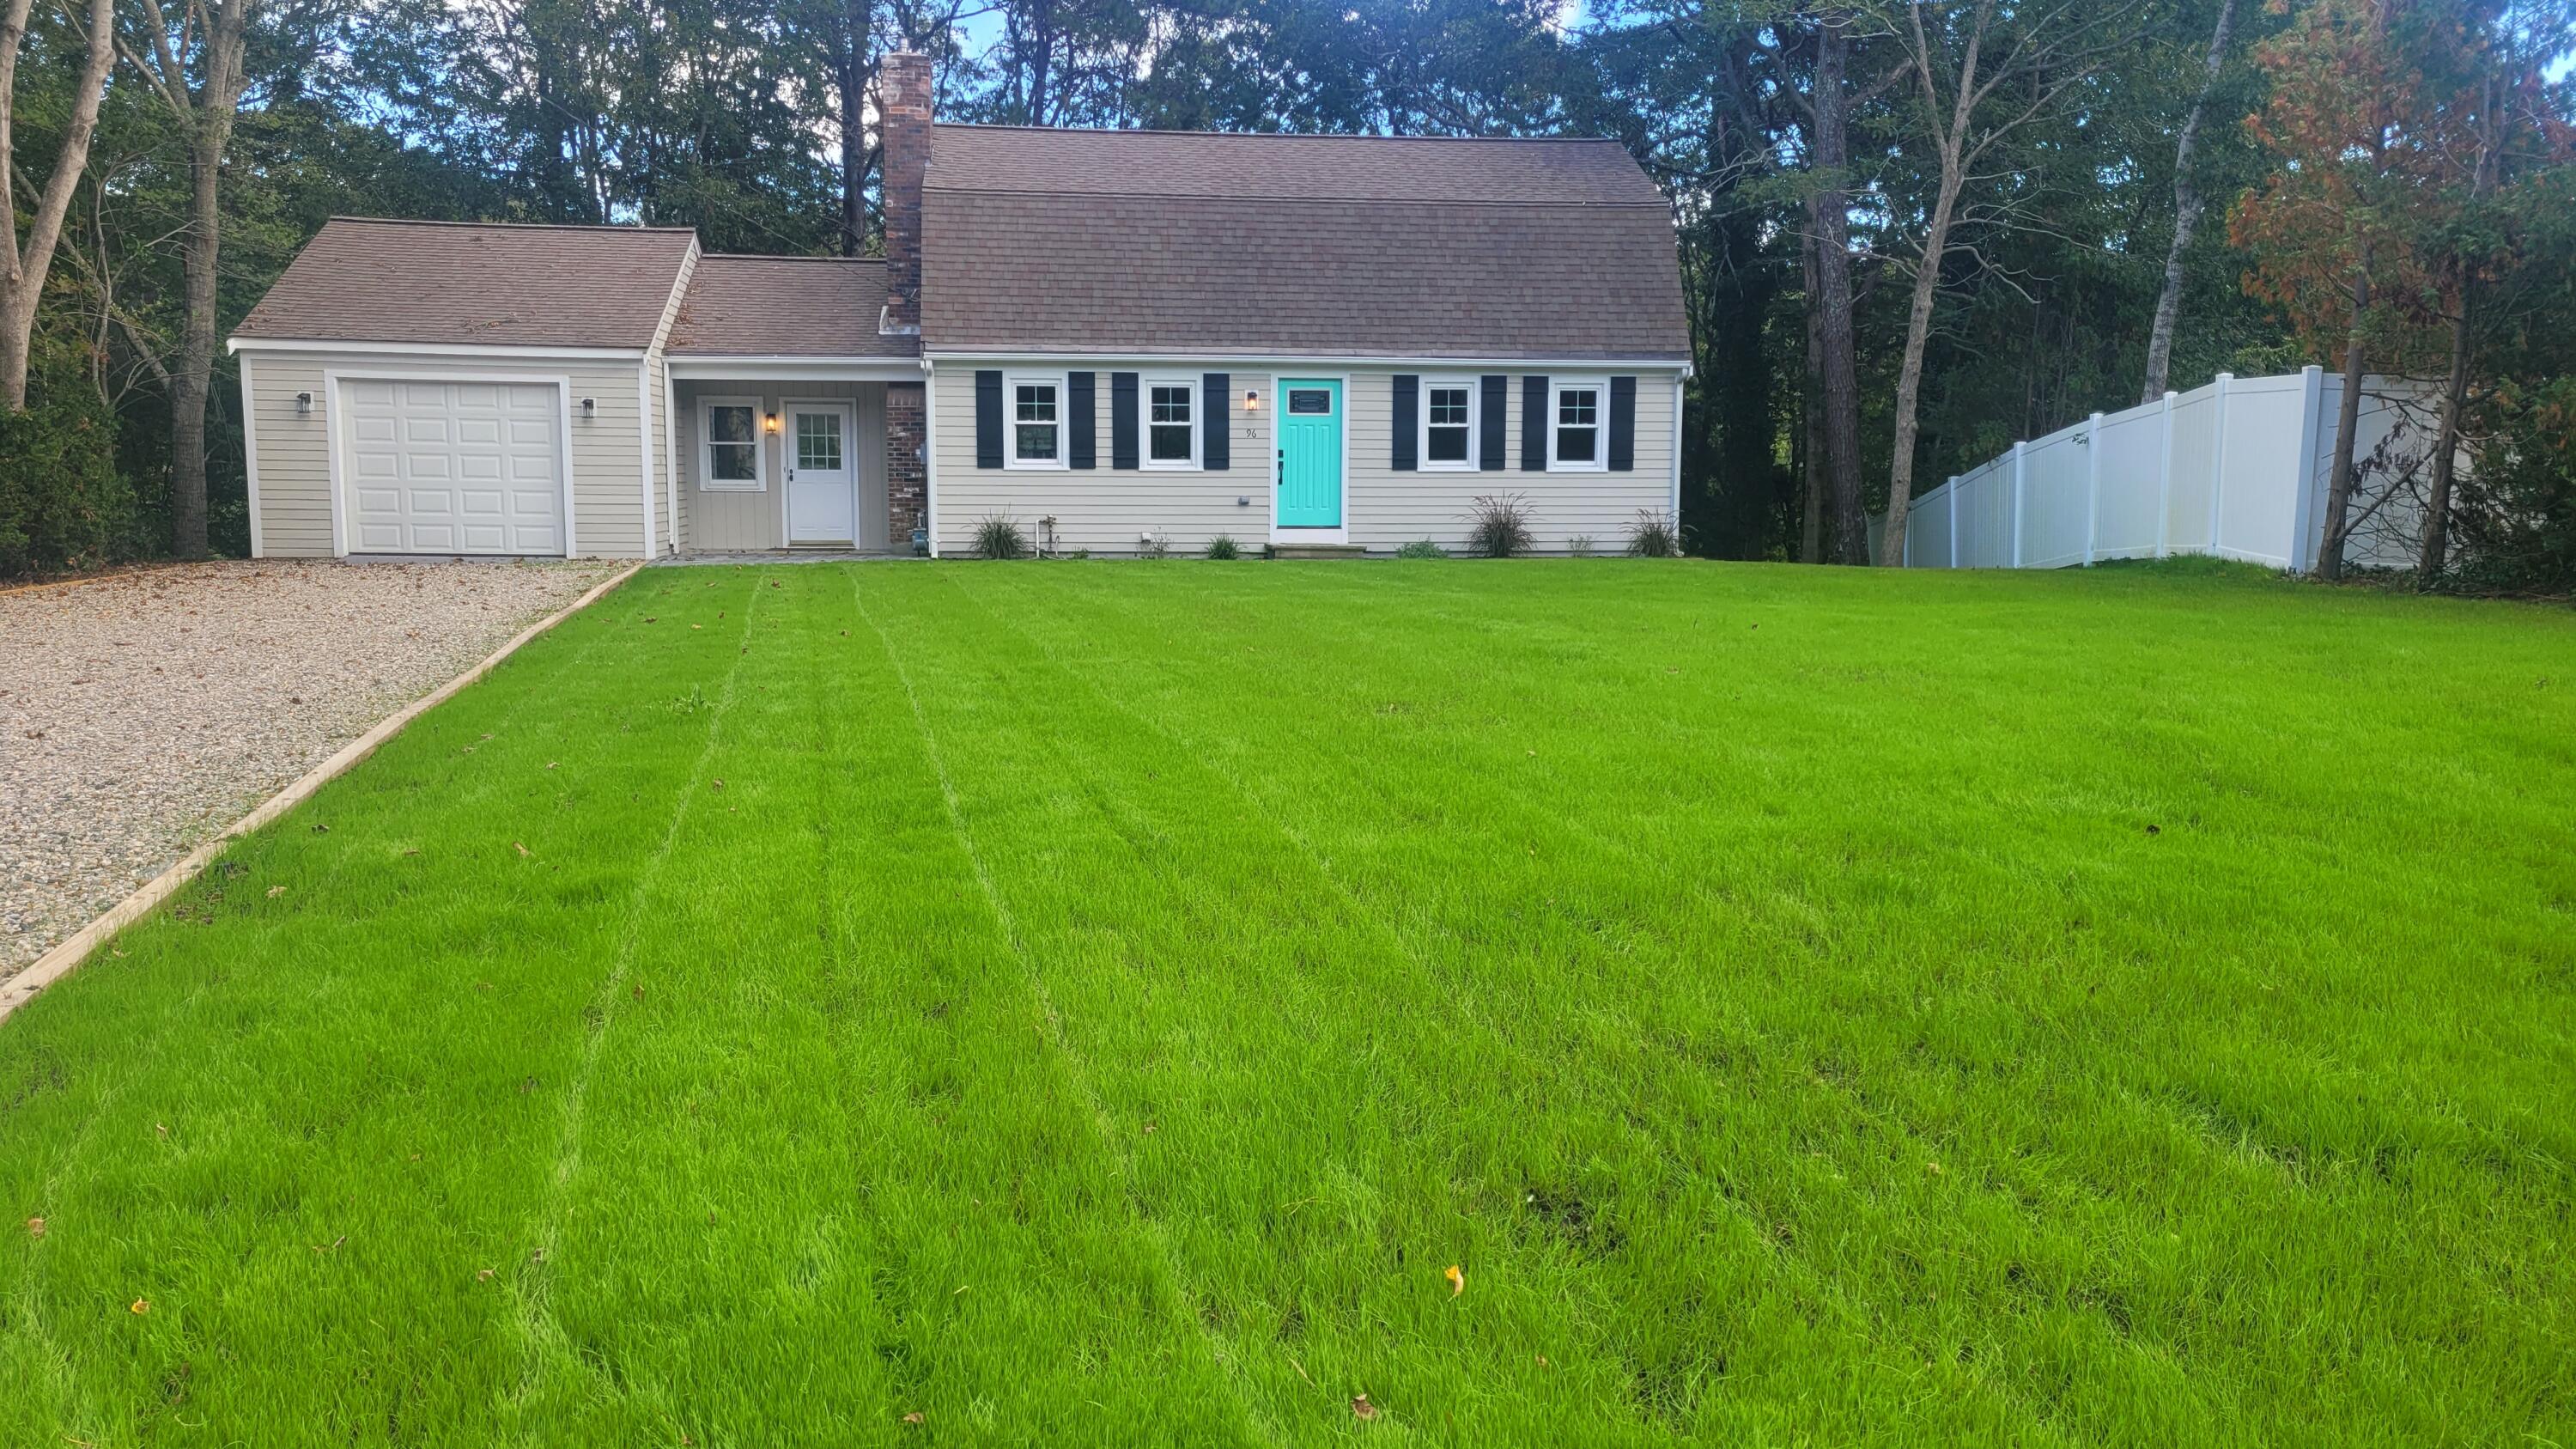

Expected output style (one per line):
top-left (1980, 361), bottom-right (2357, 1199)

top-left (673, 381), bottom-right (890, 551)
top-left (240, 348), bottom-right (652, 557)
top-left (929, 362), bottom-right (1680, 556)
top-left (242, 353), bottom-right (334, 556)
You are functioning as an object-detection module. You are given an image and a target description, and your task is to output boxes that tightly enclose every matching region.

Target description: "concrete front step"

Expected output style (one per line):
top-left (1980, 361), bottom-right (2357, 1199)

top-left (1269, 544), bottom-right (1372, 560)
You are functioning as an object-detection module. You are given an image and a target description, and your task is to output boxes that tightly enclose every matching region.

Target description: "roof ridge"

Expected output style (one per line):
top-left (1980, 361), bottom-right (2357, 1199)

top-left (923, 186), bottom-right (1666, 209)
top-left (698, 252), bottom-right (886, 262)
top-left (931, 121), bottom-right (1626, 146)
top-left (325, 216), bottom-right (700, 235)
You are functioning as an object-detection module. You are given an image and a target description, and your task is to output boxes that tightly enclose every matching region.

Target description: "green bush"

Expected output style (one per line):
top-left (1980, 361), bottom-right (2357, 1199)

top-left (1465, 493), bottom-right (1534, 558)
top-left (1206, 533), bottom-right (1242, 560)
top-left (1625, 508), bottom-right (1680, 558)
top-left (971, 514), bottom-right (1030, 560)
top-left (0, 351), bottom-right (130, 580)
top-left (1395, 539), bottom-right (1449, 559)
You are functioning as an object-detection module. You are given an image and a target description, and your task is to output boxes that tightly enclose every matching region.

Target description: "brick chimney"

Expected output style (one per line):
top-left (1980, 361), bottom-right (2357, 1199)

top-left (880, 51), bottom-right (931, 334)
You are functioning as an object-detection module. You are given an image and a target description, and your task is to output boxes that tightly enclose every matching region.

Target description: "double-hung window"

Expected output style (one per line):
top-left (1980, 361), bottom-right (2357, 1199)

top-left (1143, 377), bottom-right (1199, 468)
top-left (1550, 379), bottom-right (1606, 472)
top-left (1422, 378), bottom-right (1476, 469)
top-left (1007, 374), bottom-right (1066, 469)
top-left (701, 396), bottom-right (764, 491)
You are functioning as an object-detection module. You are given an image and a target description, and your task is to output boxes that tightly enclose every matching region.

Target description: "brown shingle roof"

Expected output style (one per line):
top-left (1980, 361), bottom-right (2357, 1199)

top-left (920, 125), bottom-right (1687, 360)
top-left (665, 254), bottom-right (915, 356)
top-left (234, 218), bottom-right (696, 349)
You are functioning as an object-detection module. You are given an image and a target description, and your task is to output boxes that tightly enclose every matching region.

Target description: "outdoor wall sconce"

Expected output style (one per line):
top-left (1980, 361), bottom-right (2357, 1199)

top-left (295, 392), bottom-right (313, 415)
top-left (763, 410), bottom-right (782, 434)
top-left (580, 398), bottom-right (596, 419)
top-left (1243, 389), bottom-right (1260, 413)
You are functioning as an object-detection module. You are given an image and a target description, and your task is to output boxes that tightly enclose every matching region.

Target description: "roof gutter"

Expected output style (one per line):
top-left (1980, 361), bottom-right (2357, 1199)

top-left (227, 338), bottom-right (649, 361)
top-left (920, 349), bottom-right (1692, 372)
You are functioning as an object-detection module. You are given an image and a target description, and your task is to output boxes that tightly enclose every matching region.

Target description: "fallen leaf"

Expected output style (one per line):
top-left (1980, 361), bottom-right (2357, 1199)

top-left (477, 1269), bottom-right (495, 1282)
top-left (691, 624), bottom-right (702, 630)
top-left (130, 1299), bottom-right (149, 1316)
top-left (1446, 1264), bottom-right (1465, 1297)
top-left (546, 762), bottom-right (560, 770)
top-left (1926, 1161), bottom-right (1943, 1177)
top-left (513, 842), bottom-right (530, 857)
top-left (644, 617), bottom-right (659, 624)
top-left (710, 780), bottom-right (725, 790)
top-left (1536, 1354), bottom-right (1551, 1368)
top-left (901, 1412), bottom-right (924, 1426)
top-left (267, 886), bottom-right (286, 898)
top-left (1351, 1393), bottom-right (1379, 1422)
top-left (24, 1216), bottom-right (42, 1239)
top-left (313, 1234), bottom-right (346, 1253)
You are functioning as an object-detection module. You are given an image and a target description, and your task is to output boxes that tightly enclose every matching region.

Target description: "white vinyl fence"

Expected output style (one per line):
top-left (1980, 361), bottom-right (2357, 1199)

top-left (1881, 367), bottom-right (2432, 573)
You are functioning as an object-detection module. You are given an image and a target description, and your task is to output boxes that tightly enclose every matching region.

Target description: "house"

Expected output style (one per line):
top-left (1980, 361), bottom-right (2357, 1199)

top-left (227, 54), bottom-right (1690, 560)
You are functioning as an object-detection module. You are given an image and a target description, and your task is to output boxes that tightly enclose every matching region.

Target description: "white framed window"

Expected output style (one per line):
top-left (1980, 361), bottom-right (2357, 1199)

top-left (1007, 373), bottom-right (1067, 470)
top-left (1142, 375), bottom-right (1200, 469)
top-left (1549, 379), bottom-right (1607, 472)
top-left (700, 395), bottom-right (765, 491)
top-left (1421, 377), bottom-right (1477, 470)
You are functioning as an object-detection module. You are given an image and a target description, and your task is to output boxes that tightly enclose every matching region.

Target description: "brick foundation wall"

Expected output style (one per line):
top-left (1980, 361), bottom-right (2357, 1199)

top-left (887, 381), bottom-right (927, 549)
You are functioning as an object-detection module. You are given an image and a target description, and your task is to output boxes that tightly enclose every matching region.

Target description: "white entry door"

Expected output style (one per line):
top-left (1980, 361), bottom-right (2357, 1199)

top-left (786, 404), bottom-right (856, 545)
top-left (341, 379), bottom-right (563, 555)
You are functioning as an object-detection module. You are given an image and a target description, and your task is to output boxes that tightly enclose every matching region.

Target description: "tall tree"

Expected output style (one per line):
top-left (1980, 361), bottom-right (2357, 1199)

top-left (122, 0), bottom-right (259, 560)
top-left (1875, 0), bottom-right (2127, 566)
top-left (0, 0), bottom-right (114, 411)
top-left (1799, 10), bottom-right (1870, 564)
top-left (2139, 0), bottom-right (2235, 404)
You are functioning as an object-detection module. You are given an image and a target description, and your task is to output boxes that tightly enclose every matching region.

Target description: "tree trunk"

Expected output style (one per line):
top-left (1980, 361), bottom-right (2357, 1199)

top-left (835, 0), bottom-right (870, 257)
top-left (1878, 158), bottom-right (1962, 568)
top-left (0, 0), bottom-right (116, 412)
top-left (2140, 0), bottom-right (2234, 405)
top-left (2318, 262), bottom-right (2370, 583)
top-left (1810, 15), bottom-right (1867, 565)
top-left (169, 135), bottom-right (222, 559)
top-left (2415, 276), bottom-right (2473, 585)
top-left (1800, 230), bottom-right (1826, 565)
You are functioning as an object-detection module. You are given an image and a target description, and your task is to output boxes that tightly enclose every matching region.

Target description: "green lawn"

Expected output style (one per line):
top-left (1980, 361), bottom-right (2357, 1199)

top-left (3, 559), bottom-right (2573, 1446)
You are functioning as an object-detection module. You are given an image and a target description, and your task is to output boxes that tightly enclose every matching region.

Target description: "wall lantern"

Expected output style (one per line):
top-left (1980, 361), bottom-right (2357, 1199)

top-left (295, 392), bottom-right (313, 415)
top-left (580, 397), bottom-right (597, 419)
top-left (1243, 389), bottom-right (1261, 413)
top-left (763, 410), bottom-right (782, 434)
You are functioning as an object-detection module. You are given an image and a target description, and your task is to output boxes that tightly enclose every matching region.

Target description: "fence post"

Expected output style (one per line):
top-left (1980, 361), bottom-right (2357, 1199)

top-left (2156, 390), bottom-right (2176, 558)
top-left (1947, 475), bottom-right (1959, 568)
top-left (2288, 363), bottom-right (2326, 572)
top-left (2009, 441), bottom-right (2027, 568)
top-left (2206, 372), bottom-right (2232, 558)
top-left (2083, 411), bottom-right (2104, 565)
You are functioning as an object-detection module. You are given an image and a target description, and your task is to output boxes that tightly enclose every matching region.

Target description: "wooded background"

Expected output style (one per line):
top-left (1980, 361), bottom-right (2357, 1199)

top-left (3, 0), bottom-right (2572, 588)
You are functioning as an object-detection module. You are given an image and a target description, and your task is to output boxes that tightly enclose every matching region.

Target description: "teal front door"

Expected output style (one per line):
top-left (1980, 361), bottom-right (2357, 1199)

top-left (1276, 379), bottom-right (1343, 527)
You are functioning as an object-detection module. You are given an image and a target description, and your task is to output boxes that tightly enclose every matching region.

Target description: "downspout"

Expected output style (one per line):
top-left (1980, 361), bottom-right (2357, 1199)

top-left (921, 355), bottom-right (940, 557)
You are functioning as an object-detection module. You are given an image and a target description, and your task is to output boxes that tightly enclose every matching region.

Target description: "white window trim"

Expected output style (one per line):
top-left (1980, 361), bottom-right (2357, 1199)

top-left (699, 394), bottom-right (767, 492)
top-left (1139, 374), bottom-right (1202, 471)
top-left (1005, 370), bottom-right (1069, 471)
top-left (1548, 376), bottom-right (1609, 473)
top-left (1419, 374), bottom-right (1479, 472)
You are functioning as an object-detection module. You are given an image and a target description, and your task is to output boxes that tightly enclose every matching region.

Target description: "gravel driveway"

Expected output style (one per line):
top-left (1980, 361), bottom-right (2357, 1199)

top-left (1, 559), bottom-right (623, 982)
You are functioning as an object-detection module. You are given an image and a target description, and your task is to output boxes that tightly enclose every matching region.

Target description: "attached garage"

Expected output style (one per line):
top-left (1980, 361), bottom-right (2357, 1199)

top-left (229, 218), bottom-right (702, 561)
top-left (337, 379), bottom-right (568, 556)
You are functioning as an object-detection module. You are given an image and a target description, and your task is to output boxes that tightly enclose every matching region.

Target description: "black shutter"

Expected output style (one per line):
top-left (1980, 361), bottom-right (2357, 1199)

top-left (1392, 374), bottom-right (1419, 471)
top-left (1110, 372), bottom-right (1139, 469)
top-left (1479, 375), bottom-right (1508, 471)
top-left (1609, 376), bottom-right (1637, 472)
top-left (1521, 374), bottom-right (1548, 471)
top-left (1202, 373), bottom-right (1230, 471)
top-left (975, 369), bottom-right (1003, 469)
top-left (1068, 372), bottom-right (1096, 469)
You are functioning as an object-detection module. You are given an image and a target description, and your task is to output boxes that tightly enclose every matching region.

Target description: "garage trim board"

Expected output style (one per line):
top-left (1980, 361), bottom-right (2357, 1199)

top-left (322, 369), bottom-right (577, 558)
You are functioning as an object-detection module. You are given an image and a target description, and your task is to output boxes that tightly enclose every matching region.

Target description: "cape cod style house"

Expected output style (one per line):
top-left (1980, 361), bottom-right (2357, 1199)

top-left (228, 54), bottom-right (1690, 559)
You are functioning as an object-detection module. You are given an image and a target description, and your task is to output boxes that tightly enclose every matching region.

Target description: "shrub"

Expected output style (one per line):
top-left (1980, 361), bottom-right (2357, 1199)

top-left (1139, 531), bottom-right (1172, 559)
top-left (1394, 539), bottom-right (1448, 560)
top-left (1206, 533), bottom-right (1242, 560)
top-left (1567, 534), bottom-right (1596, 557)
top-left (971, 514), bottom-right (1029, 560)
top-left (1464, 493), bottom-right (1534, 558)
top-left (0, 344), bottom-right (129, 580)
top-left (1625, 508), bottom-right (1680, 558)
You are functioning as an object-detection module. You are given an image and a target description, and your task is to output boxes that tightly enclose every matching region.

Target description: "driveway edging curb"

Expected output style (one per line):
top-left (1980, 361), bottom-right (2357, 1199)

top-left (0, 562), bottom-right (643, 1026)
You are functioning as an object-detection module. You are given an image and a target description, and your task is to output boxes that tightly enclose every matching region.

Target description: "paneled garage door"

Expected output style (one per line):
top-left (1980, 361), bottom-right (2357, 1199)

top-left (341, 380), bottom-right (564, 555)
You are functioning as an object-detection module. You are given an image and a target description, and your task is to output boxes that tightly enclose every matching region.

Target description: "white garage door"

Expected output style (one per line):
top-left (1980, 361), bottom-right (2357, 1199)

top-left (341, 380), bottom-right (564, 555)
